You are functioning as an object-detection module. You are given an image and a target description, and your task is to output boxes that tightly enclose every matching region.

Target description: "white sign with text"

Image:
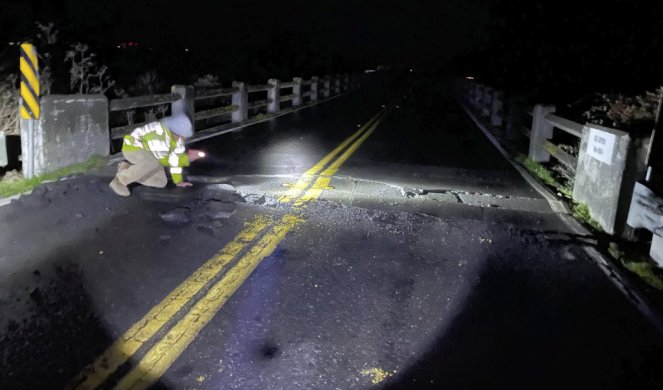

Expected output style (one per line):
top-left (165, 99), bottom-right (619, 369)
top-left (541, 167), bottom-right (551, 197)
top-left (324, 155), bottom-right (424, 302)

top-left (587, 128), bottom-right (616, 165)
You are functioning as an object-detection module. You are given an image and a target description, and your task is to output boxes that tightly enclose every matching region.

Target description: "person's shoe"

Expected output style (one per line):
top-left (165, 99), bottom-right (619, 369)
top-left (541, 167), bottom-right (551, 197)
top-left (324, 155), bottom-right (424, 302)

top-left (109, 178), bottom-right (130, 197)
top-left (117, 161), bottom-right (130, 173)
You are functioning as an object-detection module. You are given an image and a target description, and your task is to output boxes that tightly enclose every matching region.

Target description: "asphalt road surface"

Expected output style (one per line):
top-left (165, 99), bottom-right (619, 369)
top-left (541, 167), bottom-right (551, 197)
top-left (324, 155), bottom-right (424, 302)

top-left (1, 80), bottom-right (662, 390)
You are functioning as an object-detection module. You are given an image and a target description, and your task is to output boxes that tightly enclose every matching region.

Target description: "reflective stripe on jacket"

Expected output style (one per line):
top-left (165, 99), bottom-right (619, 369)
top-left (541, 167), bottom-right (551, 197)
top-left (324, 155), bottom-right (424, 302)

top-left (122, 121), bottom-right (190, 183)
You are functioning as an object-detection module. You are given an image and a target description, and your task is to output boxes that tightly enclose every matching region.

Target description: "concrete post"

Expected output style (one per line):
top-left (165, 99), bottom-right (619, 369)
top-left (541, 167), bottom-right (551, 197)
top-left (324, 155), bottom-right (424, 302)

top-left (627, 182), bottom-right (663, 263)
top-left (292, 77), bottom-right (303, 107)
top-left (474, 84), bottom-right (483, 110)
top-left (491, 90), bottom-right (504, 127)
top-left (267, 78), bottom-right (280, 113)
top-left (467, 81), bottom-right (475, 105)
top-left (505, 95), bottom-right (527, 141)
top-left (231, 81), bottom-right (248, 123)
top-left (310, 76), bottom-right (319, 102)
top-left (19, 115), bottom-right (36, 178)
top-left (27, 95), bottom-right (108, 176)
top-left (481, 87), bottom-right (493, 117)
top-left (323, 77), bottom-right (331, 98)
top-left (528, 104), bottom-right (556, 162)
top-left (171, 85), bottom-right (195, 129)
top-left (574, 124), bottom-right (650, 236)
top-left (0, 131), bottom-right (7, 167)
top-left (334, 75), bottom-right (341, 95)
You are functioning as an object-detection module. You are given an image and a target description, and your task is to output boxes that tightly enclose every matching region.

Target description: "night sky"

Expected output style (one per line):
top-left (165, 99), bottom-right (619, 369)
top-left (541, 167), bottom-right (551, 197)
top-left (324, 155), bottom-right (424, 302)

top-left (3, 0), bottom-right (663, 98)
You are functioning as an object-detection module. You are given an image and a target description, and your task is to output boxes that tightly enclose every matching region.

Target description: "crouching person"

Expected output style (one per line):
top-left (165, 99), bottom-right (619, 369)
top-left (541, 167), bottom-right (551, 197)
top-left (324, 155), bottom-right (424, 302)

top-left (109, 114), bottom-right (202, 197)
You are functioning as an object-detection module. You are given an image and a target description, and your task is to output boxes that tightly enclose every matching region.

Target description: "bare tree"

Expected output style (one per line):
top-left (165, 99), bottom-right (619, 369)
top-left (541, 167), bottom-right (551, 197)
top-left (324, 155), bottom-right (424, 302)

top-left (194, 74), bottom-right (220, 88)
top-left (89, 65), bottom-right (115, 94)
top-left (144, 105), bottom-right (169, 122)
top-left (0, 75), bottom-right (19, 135)
top-left (35, 22), bottom-right (58, 44)
top-left (35, 22), bottom-right (59, 95)
top-left (133, 70), bottom-right (163, 95)
top-left (64, 43), bottom-right (115, 94)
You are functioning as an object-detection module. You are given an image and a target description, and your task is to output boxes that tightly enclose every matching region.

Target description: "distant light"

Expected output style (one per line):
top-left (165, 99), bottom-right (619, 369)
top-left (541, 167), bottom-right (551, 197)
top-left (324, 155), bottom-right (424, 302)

top-left (364, 69), bottom-right (376, 73)
top-left (198, 151), bottom-right (206, 158)
top-left (357, 124), bottom-right (361, 127)
top-left (465, 76), bottom-right (475, 80)
top-left (409, 68), bottom-right (413, 72)
top-left (117, 45), bottom-right (121, 49)
top-left (185, 48), bottom-right (189, 52)
top-left (396, 105), bottom-right (400, 109)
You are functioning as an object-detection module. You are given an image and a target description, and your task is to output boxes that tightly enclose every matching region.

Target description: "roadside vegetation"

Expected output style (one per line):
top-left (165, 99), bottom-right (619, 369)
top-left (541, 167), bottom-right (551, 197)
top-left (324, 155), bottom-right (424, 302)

top-left (515, 155), bottom-right (572, 197)
top-left (0, 155), bottom-right (105, 198)
top-left (514, 154), bottom-right (663, 292)
top-left (610, 242), bottom-right (663, 291)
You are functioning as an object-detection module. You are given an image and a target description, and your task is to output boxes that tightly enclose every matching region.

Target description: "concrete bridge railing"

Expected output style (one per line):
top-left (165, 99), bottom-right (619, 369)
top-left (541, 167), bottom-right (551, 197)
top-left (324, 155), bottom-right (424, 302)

top-left (16, 72), bottom-right (368, 178)
top-left (108, 73), bottom-right (361, 143)
top-left (457, 79), bottom-right (658, 254)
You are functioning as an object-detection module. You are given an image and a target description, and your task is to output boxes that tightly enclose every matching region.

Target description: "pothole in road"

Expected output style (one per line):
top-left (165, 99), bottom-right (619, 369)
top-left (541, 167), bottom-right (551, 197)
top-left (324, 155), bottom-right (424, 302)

top-left (159, 184), bottom-right (246, 227)
top-left (242, 193), bottom-right (280, 207)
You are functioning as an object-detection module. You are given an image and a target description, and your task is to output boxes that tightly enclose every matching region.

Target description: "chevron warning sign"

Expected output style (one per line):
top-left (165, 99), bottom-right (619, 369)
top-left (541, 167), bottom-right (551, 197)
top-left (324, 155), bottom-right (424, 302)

top-left (19, 43), bottom-right (40, 120)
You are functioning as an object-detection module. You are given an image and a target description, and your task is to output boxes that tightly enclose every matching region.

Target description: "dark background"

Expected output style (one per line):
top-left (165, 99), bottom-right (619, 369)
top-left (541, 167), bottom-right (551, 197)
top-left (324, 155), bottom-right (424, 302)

top-left (2, 0), bottom-right (663, 101)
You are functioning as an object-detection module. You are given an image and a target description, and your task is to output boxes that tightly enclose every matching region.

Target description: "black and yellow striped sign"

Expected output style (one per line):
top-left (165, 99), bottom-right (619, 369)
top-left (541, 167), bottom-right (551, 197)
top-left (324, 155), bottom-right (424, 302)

top-left (19, 43), bottom-right (40, 120)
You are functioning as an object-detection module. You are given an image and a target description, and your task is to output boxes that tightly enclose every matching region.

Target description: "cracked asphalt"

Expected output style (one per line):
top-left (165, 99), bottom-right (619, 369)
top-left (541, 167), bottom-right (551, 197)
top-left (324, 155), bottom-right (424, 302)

top-left (1, 81), bottom-right (662, 389)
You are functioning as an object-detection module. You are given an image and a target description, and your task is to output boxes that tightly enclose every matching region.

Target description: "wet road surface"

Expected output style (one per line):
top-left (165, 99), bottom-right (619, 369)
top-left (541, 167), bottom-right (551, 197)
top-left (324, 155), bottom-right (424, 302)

top-left (1, 83), bottom-right (662, 389)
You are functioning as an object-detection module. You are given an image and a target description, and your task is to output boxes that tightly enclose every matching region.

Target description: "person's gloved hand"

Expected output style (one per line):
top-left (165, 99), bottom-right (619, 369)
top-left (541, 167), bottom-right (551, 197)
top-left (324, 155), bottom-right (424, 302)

top-left (176, 181), bottom-right (193, 187)
top-left (187, 149), bottom-right (206, 162)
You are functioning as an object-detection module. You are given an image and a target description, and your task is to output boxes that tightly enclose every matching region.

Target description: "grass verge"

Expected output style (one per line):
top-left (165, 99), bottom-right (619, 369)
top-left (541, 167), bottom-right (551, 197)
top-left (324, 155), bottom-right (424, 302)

top-left (610, 242), bottom-right (663, 291)
top-left (514, 155), bottom-right (604, 231)
top-left (0, 155), bottom-right (106, 198)
top-left (515, 155), bottom-right (573, 198)
top-left (477, 112), bottom-right (663, 297)
top-left (516, 155), bottom-right (663, 295)
top-left (571, 202), bottom-right (603, 232)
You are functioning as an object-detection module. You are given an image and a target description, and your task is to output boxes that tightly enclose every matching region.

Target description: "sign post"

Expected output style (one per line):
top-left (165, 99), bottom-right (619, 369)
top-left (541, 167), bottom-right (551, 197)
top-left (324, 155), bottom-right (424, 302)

top-left (19, 43), bottom-right (40, 178)
top-left (586, 128), bottom-right (617, 165)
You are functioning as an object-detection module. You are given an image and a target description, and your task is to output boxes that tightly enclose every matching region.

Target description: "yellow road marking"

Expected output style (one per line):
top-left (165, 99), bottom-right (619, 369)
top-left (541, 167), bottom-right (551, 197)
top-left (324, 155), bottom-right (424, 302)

top-left (115, 215), bottom-right (302, 390)
top-left (69, 216), bottom-right (273, 390)
top-left (116, 112), bottom-right (387, 389)
top-left (278, 110), bottom-right (385, 203)
top-left (71, 108), bottom-right (387, 390)
top-left (294, 113), bottom-right (383, 207)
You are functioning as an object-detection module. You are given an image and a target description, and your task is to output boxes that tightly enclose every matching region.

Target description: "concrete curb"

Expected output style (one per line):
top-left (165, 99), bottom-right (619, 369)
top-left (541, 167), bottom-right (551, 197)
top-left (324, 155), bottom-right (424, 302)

top-left (457, 98), bottom-right (663, 335)
top-left (457, 100), bottom-right (569, 214)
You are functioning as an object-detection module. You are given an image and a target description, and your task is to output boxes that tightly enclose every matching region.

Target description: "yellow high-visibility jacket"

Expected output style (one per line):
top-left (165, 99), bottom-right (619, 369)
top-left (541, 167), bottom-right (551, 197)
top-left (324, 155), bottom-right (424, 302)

top-left (122, 121), bottom-right (190, 183)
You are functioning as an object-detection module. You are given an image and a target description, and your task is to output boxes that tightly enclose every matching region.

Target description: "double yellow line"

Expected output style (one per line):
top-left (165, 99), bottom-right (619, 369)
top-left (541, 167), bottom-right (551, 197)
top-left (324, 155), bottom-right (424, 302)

top-left (68, 108), bottom-right (390, 390)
